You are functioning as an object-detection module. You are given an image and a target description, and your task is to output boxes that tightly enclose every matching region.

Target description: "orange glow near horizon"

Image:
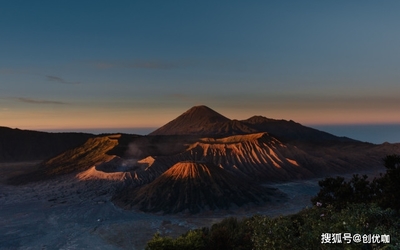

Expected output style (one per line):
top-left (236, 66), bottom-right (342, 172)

top-left (2, 104), bottom-right (400, 132)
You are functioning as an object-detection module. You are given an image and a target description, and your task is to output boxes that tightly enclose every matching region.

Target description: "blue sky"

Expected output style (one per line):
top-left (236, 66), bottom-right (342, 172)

top-left (1, 1), bottom-right (400, 133)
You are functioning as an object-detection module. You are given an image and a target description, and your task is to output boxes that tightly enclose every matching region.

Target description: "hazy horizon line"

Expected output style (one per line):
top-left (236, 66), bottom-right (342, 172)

top-left (5, 123), bottom-right (396, 145)
top-left (8, 121), bottom-right (400, 132)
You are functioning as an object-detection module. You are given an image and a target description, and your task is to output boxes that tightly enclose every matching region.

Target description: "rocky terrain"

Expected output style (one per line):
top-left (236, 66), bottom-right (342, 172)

top-left (2, 105), bottom-right (400, 215)
top-left (0, 161), bottom-right (326, 249)
top-left (113, 161), bottom-right (284, 214)
top-left (149, 105), bottom-right (257, 136)
top-left (1, 105), bottom-right (400, 248)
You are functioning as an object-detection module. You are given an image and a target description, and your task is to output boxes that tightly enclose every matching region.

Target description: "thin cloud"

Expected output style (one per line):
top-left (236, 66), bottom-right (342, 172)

top-left (93, 59), bottom-right (194, 70)
top-left (46, 75), bottom-right (80, 84)
top-left (91, 58), bottom-right (258, 72)
top-left (17, 97), bottom-right (67, 105)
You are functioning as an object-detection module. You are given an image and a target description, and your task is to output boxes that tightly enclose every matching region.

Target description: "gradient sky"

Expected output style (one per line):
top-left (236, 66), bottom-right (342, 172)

top-left (1, 1), bottom-right (400, 133)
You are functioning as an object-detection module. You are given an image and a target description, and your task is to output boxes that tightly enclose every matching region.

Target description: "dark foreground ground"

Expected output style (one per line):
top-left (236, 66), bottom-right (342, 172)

top-left (0, 162), bottom-right (384, 250)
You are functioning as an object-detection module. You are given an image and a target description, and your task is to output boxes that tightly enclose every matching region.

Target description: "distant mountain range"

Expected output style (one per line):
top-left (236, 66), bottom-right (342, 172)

top-left (3, 106), bottom-right (400, 213)
top-left (0, 126), bottom-right (93, 162)
top-left (150, 105), bottom-right (355, 144)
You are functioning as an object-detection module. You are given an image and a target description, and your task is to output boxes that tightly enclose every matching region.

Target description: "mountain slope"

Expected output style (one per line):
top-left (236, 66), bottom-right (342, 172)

top-left (241, 116), bottom-right (356, 144)
top-left (149, 105), bottom-right (256, 136)
top-left (112, 161), bottom-right (283, 214)
top-left (43, 135), bottom-right (121, 176)
top-left (7, 134), bottom-right (121, 184)
top-left (122, 132), bottom-right (394, 186)
top-left (149, 106), bottom-right (356, 143)
top-left (0, 126), bottom-right (93, 162)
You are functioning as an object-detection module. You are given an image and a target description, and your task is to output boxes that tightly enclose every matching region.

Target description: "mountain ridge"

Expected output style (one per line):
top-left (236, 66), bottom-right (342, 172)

top-left (240, 115), bottom-right (356, 144)
top-left (149, 106), bottom-right (357, 144)
top-left (0, 126), bottom-right (94, 162)
top-left (149, 105), bottom-right (257, 136)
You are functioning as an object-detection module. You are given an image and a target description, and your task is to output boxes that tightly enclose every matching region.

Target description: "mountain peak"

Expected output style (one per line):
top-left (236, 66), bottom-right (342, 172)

top-left (181, 105), bottom-right (230, 121)
top-left (188, 104), bottom-right (212, 110)
top-left (149, 105), bottom-right (231, 136)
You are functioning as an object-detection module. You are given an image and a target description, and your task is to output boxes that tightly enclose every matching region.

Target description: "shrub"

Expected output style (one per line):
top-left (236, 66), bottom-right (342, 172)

top-left (145, 217), bottom-right (253, 250)
top-left (249, 203), bottom-right (400, 250)
top-left (312, 155), bottom-right (400, 211)
top-left (146, 233), bottom-right (175, 250)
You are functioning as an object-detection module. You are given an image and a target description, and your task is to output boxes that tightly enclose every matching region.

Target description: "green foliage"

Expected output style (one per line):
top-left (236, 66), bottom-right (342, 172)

top-left (312, 155), bottom-right (400, 211)
top-left (375, 155), bottom-right (400, 210)
top-left (383, 154), bottom-right (400, 170)
top-left (174, 230), bottom-right (206, 250)
top-left (205, 217), bottom-right (253, 250)
top-left (145, 217), bottom-right (253, 250)
top-left (249, 203), bottom-right (400, 250)
top-left (311, 176), bottom-right (353, 209)
top-left (146, 230), bottom-right (207, 250)
top-left (311, 174), bottom-right (374, 210)
top-left (146, 204), bottom-right (400, 250)
top-left (146, 233), bottom-right (175, 250)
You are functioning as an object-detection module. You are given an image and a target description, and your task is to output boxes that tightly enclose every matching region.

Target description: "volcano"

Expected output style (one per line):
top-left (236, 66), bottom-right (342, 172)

top-left (149, 105), bottom-right (256, 136)
top-left (112, 161), bottom-right (283, 214)
top-left (6, 105), bottom-right (400, 214)
top-left (148, 105), bottom-right (354, 142)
